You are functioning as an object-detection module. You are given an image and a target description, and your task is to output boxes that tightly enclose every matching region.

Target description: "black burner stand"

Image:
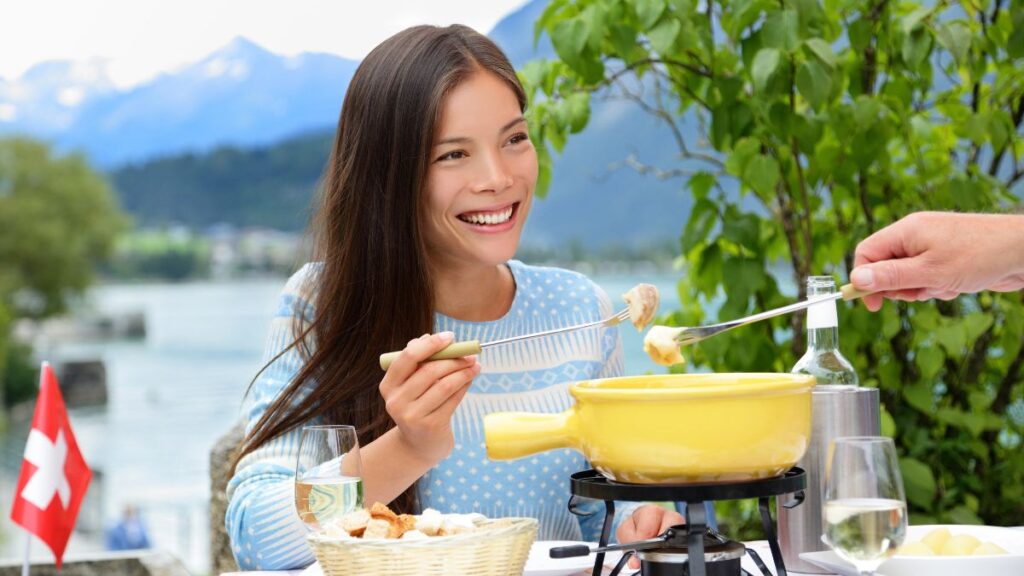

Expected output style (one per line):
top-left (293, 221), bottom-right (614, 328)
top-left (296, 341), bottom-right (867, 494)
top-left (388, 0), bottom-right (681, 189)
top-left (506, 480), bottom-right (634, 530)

top-left (567, 468), bottom-right (806, 576)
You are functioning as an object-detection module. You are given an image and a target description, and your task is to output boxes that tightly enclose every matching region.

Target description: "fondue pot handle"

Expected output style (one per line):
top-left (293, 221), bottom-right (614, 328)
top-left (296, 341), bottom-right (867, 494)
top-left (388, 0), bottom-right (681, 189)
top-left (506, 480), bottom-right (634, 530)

top-left (483, 411), bottom-right (577, 460)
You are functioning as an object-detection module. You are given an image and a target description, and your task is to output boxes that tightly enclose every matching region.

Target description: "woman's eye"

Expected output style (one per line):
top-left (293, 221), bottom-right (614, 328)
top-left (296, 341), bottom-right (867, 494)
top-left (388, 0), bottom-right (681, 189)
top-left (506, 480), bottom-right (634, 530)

top-left (508, 132), bottom-right (529, 145)
top-left (436, 150), bottom-right (467, 162)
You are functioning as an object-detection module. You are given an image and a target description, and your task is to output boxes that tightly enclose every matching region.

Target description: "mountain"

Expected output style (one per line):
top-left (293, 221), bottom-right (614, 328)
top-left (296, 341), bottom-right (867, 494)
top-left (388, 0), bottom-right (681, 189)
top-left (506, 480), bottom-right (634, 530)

top-left (0, 59), bottom-right (116, 135)
top-left (0, 37), bottom-right (359, 166)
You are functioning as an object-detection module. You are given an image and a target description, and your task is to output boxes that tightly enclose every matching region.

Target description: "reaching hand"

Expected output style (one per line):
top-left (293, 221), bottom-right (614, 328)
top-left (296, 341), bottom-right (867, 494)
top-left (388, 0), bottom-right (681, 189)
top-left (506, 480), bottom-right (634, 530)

top-left (378, 332), bottom-right (481, 465)
top-left (851, 212), bottom-right (1024, 311)
top-left (616, 504), bottom-right (686, 569)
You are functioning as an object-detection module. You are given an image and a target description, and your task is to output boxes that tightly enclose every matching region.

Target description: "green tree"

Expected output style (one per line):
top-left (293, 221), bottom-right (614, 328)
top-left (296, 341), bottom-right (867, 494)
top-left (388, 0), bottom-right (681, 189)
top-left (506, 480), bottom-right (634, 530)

top-left (0, 138), bottom-right (128, 407)
top-left (527, 0), bottom-right (1024, 528)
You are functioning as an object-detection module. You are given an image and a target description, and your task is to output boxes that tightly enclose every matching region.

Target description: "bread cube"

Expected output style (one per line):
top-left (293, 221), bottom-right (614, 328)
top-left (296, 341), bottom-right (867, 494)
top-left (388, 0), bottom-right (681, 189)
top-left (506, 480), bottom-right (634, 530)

top-left (362, 518), bottom-right (392, 539)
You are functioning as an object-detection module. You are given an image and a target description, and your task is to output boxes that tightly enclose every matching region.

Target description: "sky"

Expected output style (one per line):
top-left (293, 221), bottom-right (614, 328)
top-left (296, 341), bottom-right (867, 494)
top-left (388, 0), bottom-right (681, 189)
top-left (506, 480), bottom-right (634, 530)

top-left (0, 0), bottom-right (531, 89)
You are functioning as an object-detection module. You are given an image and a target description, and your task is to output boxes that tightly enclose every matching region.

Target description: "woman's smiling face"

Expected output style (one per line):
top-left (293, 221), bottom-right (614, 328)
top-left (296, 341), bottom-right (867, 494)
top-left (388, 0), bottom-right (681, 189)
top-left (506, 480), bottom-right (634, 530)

top-left (422, 70), bottom-right (537, 270)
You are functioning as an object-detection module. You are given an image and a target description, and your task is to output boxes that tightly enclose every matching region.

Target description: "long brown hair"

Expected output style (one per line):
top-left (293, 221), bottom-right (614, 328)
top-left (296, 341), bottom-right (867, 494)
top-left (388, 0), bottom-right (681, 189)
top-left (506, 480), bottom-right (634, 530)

top-left (233, 25), bottom-right (526, 513)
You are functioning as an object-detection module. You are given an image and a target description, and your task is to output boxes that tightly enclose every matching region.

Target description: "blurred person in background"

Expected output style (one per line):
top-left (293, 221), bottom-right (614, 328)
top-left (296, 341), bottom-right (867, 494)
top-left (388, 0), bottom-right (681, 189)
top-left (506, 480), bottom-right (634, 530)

top-left (105, 505), bottom-right (151, 551)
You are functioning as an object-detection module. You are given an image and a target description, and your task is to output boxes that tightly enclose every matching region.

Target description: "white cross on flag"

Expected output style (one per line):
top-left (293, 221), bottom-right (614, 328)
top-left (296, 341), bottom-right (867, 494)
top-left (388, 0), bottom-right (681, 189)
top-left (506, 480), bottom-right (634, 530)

top-left (9, 363), bottom-right (92, 568)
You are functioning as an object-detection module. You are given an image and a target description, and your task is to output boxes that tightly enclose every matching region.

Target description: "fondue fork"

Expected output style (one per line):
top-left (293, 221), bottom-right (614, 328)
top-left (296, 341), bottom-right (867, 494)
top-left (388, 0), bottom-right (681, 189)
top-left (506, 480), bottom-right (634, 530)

top-left (673, 283), bottom-right (868, 347)
top-left (379, 307), bottom-right (631, 370)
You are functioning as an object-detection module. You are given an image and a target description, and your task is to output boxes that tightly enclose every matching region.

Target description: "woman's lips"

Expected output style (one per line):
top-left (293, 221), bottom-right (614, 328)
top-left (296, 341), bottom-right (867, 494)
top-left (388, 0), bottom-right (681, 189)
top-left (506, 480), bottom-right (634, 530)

top-left (456, 202), bottom-right (520, 233)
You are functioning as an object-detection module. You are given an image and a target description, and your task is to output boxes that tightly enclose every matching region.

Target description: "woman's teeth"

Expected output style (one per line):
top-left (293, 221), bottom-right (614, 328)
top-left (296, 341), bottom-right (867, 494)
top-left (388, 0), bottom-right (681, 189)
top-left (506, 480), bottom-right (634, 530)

top-left (459, 206), bottom-right (514, 225)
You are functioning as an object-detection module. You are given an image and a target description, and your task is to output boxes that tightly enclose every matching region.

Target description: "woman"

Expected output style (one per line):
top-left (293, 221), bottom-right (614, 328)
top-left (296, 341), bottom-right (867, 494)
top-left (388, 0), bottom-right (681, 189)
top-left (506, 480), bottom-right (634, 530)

top-left (225, 24), bottom-right (676, 570)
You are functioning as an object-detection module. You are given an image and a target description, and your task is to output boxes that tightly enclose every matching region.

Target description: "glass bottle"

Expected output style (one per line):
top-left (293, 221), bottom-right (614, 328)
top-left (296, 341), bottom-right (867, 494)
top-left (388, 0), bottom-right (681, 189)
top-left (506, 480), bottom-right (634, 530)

top-left (791, 276), bottom-right (858, 386)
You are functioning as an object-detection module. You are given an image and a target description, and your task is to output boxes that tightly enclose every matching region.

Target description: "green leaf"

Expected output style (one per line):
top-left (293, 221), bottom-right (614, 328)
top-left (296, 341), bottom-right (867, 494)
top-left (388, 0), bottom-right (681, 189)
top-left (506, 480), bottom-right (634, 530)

top-left (519, 61), bottom-right (546, 94)
top-left (551, 18), bottom-right (588, 64)
top-left (899, 457), bottom-right (937, 509)
top-left (853, 96), bottom-right (882, 130)
top-left (881, 305), bottom-right (901, 338)
top-left (901, 27), bottom-right (933, 68)
top-left (916, 346), bottom-right (944, 379)
top-left (803, 38), bottom-right (837, 69)
top-left (682, 198), bottom-right (718, 252)
top-left (725, 137), bottom-right (761, 178)
top-left (534, 139), bottom-right (553, 197)
top-left (743, 154), bottom-right (781, 196)
top-left (848, 18), bottom-right (871, 52)
top-left (648, 17), bottom-right (682, 54)
top-left (903, 381), bottom-right (934, 413)
top-left (768, 103), bottom-right (795, 139)
top-left (796, 60), bottom-right (832, 109)
top-left (901, 6), bottom-right (935, 34)
top-left (936, 407), bottom-right (988, 437)
top-left (688, 172), bottom-right (717, 200)
top-left (988, 110), bottom-right (1012, 151)
top-left (880, 405), bottom-right (897, 437)
top-left (946, 505), bottom-right (984, 525)
top-left (565, 92), bottom-right (591, 133)
top-left (722, 210), bottom-right (760, 249)
top-left (635, 0), bottom-right (666, 30)
top-left (1009, 23), bottom-right (1024, 59)
top-left (610, 24), bottom-right (640, 61)
top-left (762, 10), bottom-right (800, 51)
top-left (751, 48), bottom-right (781, 92)
top-left (580, 3), bottom-right (606, 52)
top-left (935, 21), bottom-right (972, 63)
top-left (934, 323), bottom-right (967, 357)
top-left (963, 312), bottom-right (993, 343)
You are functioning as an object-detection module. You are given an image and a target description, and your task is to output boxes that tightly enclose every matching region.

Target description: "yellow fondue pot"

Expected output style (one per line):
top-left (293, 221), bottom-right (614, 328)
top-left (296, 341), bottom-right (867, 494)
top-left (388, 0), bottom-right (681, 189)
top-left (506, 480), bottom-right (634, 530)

top-left (484, 373), bottom-right (815, 484)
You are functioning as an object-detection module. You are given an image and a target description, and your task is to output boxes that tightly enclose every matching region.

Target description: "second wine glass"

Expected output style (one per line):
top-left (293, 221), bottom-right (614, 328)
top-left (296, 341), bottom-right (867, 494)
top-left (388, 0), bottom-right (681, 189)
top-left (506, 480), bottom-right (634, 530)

top-left (823, 436), bottom-right (907, 575)
top-left (294, 424), bottom-right (364, 532)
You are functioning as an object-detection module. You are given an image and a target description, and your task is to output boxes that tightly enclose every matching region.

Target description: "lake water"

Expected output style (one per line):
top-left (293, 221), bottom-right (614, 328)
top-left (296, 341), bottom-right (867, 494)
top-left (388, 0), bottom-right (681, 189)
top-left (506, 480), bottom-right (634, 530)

top-left (0, 270), bottom-right (683, 574)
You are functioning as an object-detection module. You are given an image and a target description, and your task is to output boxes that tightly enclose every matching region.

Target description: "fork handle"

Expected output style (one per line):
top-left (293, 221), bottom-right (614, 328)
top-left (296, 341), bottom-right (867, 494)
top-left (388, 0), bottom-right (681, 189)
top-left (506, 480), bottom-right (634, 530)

top-left (839, 283), bottom-right (871, 301)
top-left (379, 340), bottom-right (483, 371)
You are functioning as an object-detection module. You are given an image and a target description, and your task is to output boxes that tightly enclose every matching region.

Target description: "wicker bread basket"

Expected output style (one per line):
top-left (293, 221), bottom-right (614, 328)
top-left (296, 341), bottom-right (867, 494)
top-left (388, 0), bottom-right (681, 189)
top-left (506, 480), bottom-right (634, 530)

top-left (307, 517), bottom-right (538, 576)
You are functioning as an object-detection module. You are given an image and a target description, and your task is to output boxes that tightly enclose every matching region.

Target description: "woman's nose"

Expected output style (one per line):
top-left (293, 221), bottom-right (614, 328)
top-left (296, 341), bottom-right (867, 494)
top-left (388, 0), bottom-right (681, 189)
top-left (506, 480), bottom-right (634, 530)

top-left (471, 153), bottom-right (514, 193)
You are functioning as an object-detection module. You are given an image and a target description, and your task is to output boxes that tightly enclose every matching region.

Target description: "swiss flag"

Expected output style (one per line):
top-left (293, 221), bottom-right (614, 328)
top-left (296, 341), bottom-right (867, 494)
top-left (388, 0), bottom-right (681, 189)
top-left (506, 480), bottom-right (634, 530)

top-left (9, 363), bottom-right (92, 569)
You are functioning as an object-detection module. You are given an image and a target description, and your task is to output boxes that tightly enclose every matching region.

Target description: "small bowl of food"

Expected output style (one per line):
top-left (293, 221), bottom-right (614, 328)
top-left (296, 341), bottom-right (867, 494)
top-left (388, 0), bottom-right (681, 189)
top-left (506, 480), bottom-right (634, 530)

top-left (307, 502), bottom-right (537, 576)
top-left (800, 524), bottom-right (1024, 576)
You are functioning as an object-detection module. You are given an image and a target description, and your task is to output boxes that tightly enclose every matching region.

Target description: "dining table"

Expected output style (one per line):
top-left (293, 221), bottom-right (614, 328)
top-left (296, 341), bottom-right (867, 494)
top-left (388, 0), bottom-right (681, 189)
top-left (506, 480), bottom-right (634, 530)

top-left (218, 539), bottom-right (818, 576)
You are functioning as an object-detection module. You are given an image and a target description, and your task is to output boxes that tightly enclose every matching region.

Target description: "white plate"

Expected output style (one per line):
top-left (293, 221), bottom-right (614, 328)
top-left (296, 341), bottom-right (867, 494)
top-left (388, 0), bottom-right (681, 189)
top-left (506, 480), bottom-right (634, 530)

top-left (523, 541), bottom-right (623, 576)
top-left (800, 524), bottom-right (1024, 576)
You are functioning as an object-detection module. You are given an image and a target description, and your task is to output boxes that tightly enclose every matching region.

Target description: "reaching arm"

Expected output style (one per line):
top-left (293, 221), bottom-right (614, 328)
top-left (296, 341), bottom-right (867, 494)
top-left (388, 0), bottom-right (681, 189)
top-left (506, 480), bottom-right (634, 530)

top-left (851, 212), bottom-right (1024, 311)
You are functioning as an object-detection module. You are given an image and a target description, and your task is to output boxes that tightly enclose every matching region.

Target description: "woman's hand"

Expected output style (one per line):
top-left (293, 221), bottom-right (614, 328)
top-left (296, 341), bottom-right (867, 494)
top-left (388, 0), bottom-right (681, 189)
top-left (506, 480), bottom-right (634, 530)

top-left (617, 504), bottom-right (685, 569)
top-left (378, 332), bottom-right (481, 466)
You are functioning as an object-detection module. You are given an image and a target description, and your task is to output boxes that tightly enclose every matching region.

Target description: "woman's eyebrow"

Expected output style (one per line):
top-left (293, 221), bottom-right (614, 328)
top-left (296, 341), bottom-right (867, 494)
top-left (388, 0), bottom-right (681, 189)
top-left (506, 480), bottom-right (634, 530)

top-left (434, 117), bottom-right (527, 147)
top-left (500, 116), bottom-right (526, 132)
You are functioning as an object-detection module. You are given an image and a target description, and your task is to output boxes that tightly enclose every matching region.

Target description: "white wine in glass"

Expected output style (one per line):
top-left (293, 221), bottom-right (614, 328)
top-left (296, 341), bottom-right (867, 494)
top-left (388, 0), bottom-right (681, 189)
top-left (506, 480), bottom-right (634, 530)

top-left (295, 425), bottom-right (364, 532)
top-left (823, 436), bottom-right (907, 575)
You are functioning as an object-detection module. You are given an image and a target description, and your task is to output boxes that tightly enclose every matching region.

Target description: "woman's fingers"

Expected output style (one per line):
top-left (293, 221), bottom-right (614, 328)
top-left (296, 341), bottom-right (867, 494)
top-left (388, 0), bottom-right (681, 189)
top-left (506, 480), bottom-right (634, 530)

top-left (392, 356), bottom-right (476, 404)
top-left (659, 510), bottom-right (685, 532)
top-left (409, 361), bottom-right (480, 418)
top-left (379, 332), bottom-right (456, 394)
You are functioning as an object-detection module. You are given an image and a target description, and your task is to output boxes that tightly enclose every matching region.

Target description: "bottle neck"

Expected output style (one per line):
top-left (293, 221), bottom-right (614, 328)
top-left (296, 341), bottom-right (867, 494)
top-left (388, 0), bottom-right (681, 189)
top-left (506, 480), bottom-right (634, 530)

top-left (807, 325), bottom-right (840, 350)
top-left (805, 277), bottom-right (840, 352)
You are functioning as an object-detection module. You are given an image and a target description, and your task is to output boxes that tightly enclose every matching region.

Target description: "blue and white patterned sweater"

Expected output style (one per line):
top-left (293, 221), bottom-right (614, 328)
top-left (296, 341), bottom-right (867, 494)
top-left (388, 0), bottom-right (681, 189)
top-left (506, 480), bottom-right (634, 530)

top-left (225, 260), bottom-right (637, 570)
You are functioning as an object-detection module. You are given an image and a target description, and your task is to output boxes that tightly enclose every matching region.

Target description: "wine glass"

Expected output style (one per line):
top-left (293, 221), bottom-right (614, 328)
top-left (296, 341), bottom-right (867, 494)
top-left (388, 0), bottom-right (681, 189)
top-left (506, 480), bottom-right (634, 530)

top-left (294, 424), bottom-right (364, 532)
top-left (823, 436), bottom-right (908, 575)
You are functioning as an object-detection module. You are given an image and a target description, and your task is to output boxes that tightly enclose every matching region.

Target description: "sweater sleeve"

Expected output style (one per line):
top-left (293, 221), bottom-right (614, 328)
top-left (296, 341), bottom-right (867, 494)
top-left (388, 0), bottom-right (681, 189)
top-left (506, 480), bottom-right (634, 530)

top-left (225, 265), bottom-right (319, 570)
